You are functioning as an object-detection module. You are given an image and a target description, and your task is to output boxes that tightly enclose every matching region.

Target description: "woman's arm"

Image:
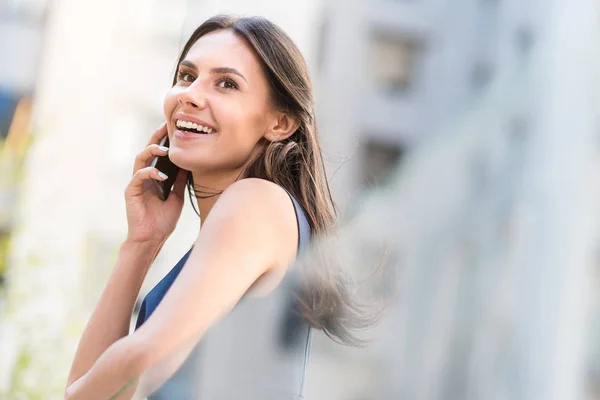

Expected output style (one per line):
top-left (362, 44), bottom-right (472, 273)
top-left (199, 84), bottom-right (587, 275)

top-left (65, 239), bottom-right (163, 390)
top-left (64, 178), bottom-right (299, 399)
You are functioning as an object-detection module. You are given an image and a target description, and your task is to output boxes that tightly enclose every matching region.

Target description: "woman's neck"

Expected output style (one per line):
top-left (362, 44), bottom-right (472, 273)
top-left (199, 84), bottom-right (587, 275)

top-left (191, 168), bottom-right (244, 227)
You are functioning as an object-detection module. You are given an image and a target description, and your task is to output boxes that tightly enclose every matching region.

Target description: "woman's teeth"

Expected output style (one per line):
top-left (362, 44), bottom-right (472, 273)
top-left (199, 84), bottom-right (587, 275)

top-left (176, 119), bottom-right (214, 134)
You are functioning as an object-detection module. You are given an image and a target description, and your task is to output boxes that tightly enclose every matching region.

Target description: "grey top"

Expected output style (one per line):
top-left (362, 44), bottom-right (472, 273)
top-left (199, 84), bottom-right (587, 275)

top-left (134, 188), bottom-right (312, 399)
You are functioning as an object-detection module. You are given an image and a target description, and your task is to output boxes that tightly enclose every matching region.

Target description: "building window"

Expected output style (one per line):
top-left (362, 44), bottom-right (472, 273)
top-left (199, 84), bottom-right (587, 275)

top-left (370, 32), bottom-right (420, 94)
top-left (515, 27), bottom-right (534, 57)
top-left (470, 148), bottom-right (490, 193)
top-left (361, 138), bottom-right (404, 187)
top-left (506, 115), bottom-right (530, 173)
top-left (471, 61), bottom-right (494, 90)
top-left (508, 115), bottom-right (529, 145)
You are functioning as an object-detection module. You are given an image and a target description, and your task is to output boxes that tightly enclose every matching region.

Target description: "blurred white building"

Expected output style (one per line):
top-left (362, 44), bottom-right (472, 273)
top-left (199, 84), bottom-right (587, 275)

top-left (310, 0), bottom-right (600, 400)
top-left (316, 0), bottom-right (549, 207)
top-left (307, 0), bottom-right (555, 396)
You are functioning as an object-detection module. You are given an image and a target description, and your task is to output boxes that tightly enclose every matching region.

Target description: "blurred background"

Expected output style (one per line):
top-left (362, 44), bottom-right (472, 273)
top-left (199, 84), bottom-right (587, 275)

top-left (1, 0), bottom-right (600, 398)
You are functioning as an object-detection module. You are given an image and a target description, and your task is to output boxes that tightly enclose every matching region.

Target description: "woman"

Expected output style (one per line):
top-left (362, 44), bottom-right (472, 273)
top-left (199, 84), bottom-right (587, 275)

top-left (65, 15), bottom-right (371, 399)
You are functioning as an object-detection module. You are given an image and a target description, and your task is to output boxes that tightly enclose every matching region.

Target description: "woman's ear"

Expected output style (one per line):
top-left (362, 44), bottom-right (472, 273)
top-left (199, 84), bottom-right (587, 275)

top-left (264, 112), bottom-right (300, 142)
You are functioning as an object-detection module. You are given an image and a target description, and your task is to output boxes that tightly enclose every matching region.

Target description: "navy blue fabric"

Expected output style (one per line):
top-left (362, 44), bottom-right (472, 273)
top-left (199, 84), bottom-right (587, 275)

top-left (135, 247), bottom-right (192, 330)
top-left (133, 187), bottom-right (312, 398)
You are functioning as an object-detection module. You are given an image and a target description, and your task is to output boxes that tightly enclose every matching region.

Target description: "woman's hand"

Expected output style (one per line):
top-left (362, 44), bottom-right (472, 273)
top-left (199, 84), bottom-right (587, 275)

top-left (124, 122), bottom-right (189, 245)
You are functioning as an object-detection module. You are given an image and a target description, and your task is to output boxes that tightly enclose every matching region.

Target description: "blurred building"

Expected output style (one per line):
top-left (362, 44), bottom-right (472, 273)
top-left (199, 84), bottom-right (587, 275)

top-left (309, 0), bottom-right (600, 400)
top-left (316, 0), bottom-right (548, 207)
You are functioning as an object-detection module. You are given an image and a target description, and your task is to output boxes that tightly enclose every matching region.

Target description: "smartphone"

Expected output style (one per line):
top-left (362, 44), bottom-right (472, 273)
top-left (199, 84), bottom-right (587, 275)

top-left (151, 135), bottom-right (180, 201)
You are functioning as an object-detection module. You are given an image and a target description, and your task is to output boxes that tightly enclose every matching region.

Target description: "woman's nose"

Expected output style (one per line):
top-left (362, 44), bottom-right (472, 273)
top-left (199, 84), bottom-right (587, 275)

top-left (176, 86), bottom-right (208, 109)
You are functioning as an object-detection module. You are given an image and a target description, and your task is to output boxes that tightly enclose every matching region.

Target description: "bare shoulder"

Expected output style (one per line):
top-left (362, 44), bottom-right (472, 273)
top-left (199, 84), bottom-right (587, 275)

top-left (215, 178), bottom-right (297, 218)
top-left (221, 177), bottom-right (291, 203)
top-left (203, 178), bottom-right (299, 272)
top-left (220, 177), bottom-right (297, 240)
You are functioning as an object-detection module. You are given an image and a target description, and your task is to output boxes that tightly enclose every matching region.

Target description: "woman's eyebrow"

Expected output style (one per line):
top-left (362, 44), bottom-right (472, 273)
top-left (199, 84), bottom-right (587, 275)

top-left (179, 60), bottom-right (248, 83)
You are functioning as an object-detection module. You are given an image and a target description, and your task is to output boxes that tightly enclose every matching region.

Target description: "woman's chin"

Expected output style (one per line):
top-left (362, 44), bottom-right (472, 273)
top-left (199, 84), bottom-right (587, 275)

top-left (168, 153), bottom-right (212, 173)
top-left (167, 152), bottom-right (194, 171)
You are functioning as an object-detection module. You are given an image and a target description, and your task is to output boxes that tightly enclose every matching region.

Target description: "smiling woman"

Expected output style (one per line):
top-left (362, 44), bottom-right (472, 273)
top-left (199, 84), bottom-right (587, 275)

top-left (64, 14), bottom-right (379, 400)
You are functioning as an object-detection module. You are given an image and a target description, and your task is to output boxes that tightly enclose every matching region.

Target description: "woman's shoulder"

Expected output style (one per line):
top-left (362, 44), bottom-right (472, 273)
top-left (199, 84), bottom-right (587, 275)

top-left (222, 177), bottom-right (287, 197)
top-left (206, 177), bottom-right (300, 246)
top-left (215, 178), bottom-right (300, 221)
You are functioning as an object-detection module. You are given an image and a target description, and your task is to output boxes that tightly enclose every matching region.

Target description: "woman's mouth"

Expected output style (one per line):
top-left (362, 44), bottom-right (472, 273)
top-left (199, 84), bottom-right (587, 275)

top-left (175, 119), bottom-right (216, 134)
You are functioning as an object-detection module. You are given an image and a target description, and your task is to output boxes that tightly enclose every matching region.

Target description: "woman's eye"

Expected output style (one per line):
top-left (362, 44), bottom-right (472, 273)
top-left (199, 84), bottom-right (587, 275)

top-left (178, 72), bottom-right (195, 82)
top-left (217, 78), bottom-right (238, 90)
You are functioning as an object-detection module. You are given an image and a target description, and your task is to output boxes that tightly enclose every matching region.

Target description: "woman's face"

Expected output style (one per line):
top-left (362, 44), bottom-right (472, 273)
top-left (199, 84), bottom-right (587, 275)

top-left (163, 29), bottom-right (275, 176)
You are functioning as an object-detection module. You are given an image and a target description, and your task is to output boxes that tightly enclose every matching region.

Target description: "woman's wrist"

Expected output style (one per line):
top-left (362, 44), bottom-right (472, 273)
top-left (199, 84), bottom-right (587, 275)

top-left (119, 238), bottom-right (164, 273)
top-left (122, 237), bottom-right (163, 252)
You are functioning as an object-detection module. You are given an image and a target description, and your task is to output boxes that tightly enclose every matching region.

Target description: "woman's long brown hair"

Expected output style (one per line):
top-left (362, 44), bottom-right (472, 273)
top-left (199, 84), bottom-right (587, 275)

top-left (174, 15), bottom-right (381, 347)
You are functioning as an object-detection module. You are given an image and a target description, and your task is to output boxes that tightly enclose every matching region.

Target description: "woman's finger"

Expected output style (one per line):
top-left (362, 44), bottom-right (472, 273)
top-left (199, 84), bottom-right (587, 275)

top-left (126, 166), bottom-right (168, 198)
top-left (132, 144), bottom-right (169, 175)
top-left (168, 168), bottom-right (189, 202)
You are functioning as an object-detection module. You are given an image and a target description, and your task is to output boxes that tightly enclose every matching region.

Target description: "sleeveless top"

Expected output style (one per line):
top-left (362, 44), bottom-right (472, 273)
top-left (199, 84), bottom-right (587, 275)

top-left (134, 188), bottom-right (312, 399)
